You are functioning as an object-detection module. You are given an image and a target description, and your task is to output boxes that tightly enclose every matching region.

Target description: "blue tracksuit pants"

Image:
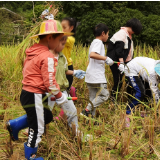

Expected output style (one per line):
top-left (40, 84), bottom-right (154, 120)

top-left (126, 76), bottom-right (145, 114)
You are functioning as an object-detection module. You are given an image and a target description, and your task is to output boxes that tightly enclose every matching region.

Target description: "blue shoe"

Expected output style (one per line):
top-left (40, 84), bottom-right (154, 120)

top-left (24, 142), bottom-right (44, 160)
top-left (6, 114), bottom-right (28, 141)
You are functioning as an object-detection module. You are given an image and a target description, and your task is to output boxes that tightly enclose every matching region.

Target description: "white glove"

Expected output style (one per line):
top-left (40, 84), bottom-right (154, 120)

top-left (118, 63), bottom-right (125, 74)
top-left (73, 70), bottom-right (86, 79)
top-left (105, 57), bottom-right (114, 66)
top-left (56, 93), bottom-right (68, 105)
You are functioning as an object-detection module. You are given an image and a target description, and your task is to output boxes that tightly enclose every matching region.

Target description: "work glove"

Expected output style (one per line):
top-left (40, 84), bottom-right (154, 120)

top-left (118, 63), bottom-right (125, 74)
top-left (105, 57), bottom-right (114, 66)
top-left (56, 93), bottom-right (68, 105)
top-left (73, 70), bottom-right (86, 79)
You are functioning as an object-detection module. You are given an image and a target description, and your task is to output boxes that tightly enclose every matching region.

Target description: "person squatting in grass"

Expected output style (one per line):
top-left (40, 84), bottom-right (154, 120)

top-left (80, 23), bottom-right (114, 118)
top-left (106, 18), bottom-right (142, 102)
top-left (6, 19), bottom-right (75, 160)
top-left (119, 57), bottom-right (160, 127)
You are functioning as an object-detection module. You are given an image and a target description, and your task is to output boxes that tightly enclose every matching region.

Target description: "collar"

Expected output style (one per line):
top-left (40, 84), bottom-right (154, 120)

top-left (59, 52), bottom-right (64, 57)
top-left (121, 27), bottom-right (132, 39)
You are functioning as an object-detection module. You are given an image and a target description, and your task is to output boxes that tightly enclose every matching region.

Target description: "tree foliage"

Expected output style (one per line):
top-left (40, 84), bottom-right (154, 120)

top-left (57, 1), bottom-right (160, 46)
top-left (1, 2), bottom-right (160, 46)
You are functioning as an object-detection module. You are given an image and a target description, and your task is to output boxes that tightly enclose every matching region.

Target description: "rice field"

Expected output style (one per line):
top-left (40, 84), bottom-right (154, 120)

top-left (0, 42), bottom-right (160, 160)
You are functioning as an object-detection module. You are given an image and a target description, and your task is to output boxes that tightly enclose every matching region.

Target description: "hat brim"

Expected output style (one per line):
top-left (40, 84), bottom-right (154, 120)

top-left (155, 63), bottom-right (160, 76)
top-left (30, 31), bottom-right (74, 39)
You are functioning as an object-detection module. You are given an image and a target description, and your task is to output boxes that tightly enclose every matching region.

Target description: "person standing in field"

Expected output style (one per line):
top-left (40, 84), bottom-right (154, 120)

top-left (6, 20), bottom-right (73, 160)
top-left (80, 23), bottom-right (114, 117)
top-left (23, 36), bottom-right (91, 141)
top-left (106, 18), bottom-right (142, 102)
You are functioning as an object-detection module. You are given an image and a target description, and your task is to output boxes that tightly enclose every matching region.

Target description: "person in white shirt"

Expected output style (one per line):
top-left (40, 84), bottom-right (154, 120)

top-left (80, 23), bottom-right (114, 117)
top-left (119, 57), bottom-right (160, 126)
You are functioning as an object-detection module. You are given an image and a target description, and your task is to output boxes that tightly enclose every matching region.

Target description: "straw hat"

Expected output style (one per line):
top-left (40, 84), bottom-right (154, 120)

top-left (30, 19), bottom-right (73, 39)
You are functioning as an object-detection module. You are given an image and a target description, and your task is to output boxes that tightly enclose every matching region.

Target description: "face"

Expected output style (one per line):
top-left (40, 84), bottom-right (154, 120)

top-left (127, 27), bottom-right (134, 35)
top-left (102, 31), bottom-right (109, 42)
top-left (61, 20), bottom-right (73, 33)
top-left (47, 34), bottom-right (64, 50)
top-left (55, 37), bottom-right (67, 53)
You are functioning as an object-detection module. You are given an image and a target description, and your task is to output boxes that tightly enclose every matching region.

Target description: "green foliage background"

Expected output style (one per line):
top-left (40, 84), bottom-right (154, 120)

top-left (1, 1), bottom-right (160, 46)
top-left (56, 1), bottom-right (160, 46)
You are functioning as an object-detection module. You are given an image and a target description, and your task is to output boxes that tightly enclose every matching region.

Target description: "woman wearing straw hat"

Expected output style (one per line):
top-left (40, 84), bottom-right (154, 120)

top-left (6, 19), bottom-right (73, 160)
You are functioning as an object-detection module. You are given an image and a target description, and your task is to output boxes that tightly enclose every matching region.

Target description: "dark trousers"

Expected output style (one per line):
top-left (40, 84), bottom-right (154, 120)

top-left (110, 63), bottom-right (124, 98)
top-left (66, 65), bottom-right (74, 90)
top-left (20, 90), bottom-right (53, 148)
top-left (125, 76), bottom-right (152, 114)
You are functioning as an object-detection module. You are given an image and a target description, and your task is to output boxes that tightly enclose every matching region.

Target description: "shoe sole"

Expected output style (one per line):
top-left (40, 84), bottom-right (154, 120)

top-left (6, 122), bottom-right (16, 141)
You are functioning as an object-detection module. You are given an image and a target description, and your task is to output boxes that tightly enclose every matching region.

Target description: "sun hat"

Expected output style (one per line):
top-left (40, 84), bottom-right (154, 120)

top-left (30, 19), bottom-right (73, 39)
top-left (154, 62), bottom-right (160, 76)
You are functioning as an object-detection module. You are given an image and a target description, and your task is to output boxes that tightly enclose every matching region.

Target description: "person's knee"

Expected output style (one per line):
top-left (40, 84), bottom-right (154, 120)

top-left (70, 106), bottom-right (77, 117)
top-left (136, 89), bottom-right (145, 100)
top-left (45, 109), bottom-right (53, 124)
top-left (61, 103), bottom-right (77, 118)
top-left (100, 89), bottom-right (110, 101)
top-left (141, 90), bottom-right (145, 100)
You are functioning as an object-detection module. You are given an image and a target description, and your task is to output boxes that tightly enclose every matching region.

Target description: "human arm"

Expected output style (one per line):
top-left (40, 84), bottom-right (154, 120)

top-left (90, 52), bottom-right (113, 66)
top-left (90, 52), bottom-right (107, 60)
top-left (41, 56), bottom-right (67, 104)
top-left (148, 73), bottom-right (160, 104)
top-left (66, 70), bottom-right (74, 75)
top-left (66, 70), bottom-right (86, 79)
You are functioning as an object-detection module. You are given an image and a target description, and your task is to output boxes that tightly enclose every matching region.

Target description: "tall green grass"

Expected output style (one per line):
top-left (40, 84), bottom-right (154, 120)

top-left (0, 43), bottom-right (160, 159)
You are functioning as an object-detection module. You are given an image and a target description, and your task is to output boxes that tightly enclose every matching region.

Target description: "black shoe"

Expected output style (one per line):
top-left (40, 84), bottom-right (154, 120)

top-left (80, 109), bottom-right (92, 118)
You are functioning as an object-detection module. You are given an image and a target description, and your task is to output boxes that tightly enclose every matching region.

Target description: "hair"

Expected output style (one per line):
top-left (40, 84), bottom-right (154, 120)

top-left (125, 18), bottom-right (142, 35)
top-left (62, 17), bottom-right (77, 34)
top-left (93, 23), bottom-right (109, 37)
top-left (39, 33), bottom-right (62, 40)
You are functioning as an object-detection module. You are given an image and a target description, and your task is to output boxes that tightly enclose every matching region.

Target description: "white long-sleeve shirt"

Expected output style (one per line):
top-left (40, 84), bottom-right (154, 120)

top-left (124, 57), bottom-right (160, 103)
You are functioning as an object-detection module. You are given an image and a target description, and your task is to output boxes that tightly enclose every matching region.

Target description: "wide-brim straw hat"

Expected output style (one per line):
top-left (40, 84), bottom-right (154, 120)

top-left (30, 19), bottom-right (73, 39)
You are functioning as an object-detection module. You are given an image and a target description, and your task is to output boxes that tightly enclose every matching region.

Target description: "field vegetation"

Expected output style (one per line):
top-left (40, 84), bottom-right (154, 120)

top-left (0, 41), bottom-right (160, 160)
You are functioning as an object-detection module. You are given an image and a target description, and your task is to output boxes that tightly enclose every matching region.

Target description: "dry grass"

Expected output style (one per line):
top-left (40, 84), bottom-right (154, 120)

top-left (0, 43), bottom-right (160, 160)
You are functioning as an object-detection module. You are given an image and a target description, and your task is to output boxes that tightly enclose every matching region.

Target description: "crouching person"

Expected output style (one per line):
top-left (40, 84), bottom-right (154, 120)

top-left (118, 57), bottom-right (160, 127)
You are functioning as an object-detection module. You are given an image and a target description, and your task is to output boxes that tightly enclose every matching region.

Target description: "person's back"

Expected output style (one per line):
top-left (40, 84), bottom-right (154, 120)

top-left (125, 57), bottom-right (159, 82)
top-left (22, 43), bottom-right (59, 94)
top-left (123, 56), bottom-right (160, 126)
